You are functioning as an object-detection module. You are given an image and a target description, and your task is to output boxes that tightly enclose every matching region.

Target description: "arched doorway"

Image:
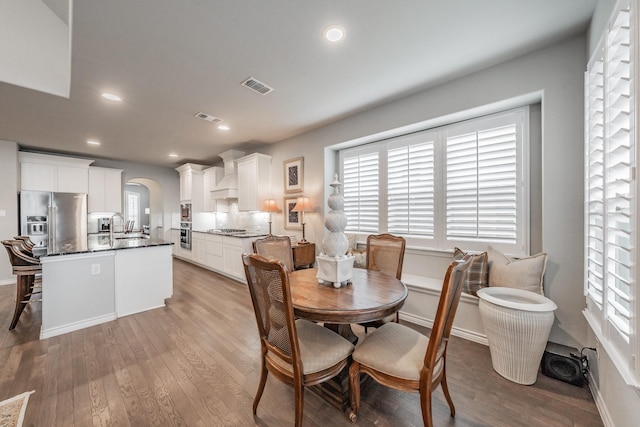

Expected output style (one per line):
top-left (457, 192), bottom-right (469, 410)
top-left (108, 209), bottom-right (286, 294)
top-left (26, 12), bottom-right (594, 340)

top-left (126, 177), bottom-right (164, 238)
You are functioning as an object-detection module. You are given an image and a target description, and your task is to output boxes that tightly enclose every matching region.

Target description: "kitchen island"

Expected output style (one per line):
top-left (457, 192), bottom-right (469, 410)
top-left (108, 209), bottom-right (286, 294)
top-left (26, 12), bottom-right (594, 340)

top-left (39, 235), bottom-right (173, 339)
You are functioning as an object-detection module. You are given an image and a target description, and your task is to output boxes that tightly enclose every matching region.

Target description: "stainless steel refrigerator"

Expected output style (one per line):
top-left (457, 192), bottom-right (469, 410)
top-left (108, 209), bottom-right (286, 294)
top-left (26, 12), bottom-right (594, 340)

top-left (19, 191), bottom-right (88, 256)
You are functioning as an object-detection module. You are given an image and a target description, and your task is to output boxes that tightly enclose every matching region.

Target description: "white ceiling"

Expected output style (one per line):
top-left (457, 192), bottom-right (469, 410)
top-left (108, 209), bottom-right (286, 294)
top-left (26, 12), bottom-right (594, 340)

top-left (0, 0), bottom-right (596, 168)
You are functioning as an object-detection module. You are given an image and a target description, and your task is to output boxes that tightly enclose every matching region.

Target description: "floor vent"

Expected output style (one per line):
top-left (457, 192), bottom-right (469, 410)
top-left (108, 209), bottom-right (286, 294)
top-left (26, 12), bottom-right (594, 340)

top-left (194, 112), bottom-right (222, 123)
top-left (241, 77), bottom-right (274, 95)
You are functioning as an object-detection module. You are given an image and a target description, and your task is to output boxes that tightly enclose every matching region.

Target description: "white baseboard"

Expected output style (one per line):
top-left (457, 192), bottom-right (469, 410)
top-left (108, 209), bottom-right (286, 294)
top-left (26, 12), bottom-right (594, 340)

top-left (39, 313), bottom-right (117, 339)
top-left (0, 278), bottom-right (16, 286)
top-left (587, 371), bottom-right (614, 427)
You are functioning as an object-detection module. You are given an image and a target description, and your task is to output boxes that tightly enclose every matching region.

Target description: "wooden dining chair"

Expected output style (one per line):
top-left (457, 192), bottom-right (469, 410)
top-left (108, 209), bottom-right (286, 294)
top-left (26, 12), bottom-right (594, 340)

top-left (348, 255), bottom-right (473, 427)
top-left (242, 253), bottom-right (355, 427)
top-left (361, 233), bottom-right (406, 330)
top-left (252, 235), bottom-right (295, 272)
top-left (2, 240), bottom-right (42, 329)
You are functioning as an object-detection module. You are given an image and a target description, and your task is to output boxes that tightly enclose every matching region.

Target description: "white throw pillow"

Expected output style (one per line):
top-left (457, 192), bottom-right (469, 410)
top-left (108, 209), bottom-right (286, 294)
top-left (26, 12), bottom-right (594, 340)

top-left (487, 247), bottom-right (548, 295)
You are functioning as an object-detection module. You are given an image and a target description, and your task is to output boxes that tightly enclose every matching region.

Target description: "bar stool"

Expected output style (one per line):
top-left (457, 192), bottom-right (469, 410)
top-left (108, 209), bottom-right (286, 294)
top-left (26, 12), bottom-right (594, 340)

top-left (2, 240), bottom-right (42, 329)
top-left (13, 236), bottom-right (35, 255)
top-left (13, 236), bottom-right (42, 286)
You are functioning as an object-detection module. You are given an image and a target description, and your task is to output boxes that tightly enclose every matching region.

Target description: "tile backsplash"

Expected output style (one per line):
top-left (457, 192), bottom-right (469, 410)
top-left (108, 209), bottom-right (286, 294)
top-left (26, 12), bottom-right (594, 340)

top-left (190, 201), bottom-right (270, 232)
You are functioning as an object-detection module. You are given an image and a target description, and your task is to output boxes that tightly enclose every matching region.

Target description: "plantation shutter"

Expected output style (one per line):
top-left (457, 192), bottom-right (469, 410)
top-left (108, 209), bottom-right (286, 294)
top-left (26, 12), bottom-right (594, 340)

top-left (446, 121), bottom-right (519, 244)
top-left (343, 152), bottom-right (379, 232)
top-left (604, 4), bottom-right (634, 341)
top-left (585, 42), bottom-right (606, 308)
top-left (387, 141), bottom-right (435, 236)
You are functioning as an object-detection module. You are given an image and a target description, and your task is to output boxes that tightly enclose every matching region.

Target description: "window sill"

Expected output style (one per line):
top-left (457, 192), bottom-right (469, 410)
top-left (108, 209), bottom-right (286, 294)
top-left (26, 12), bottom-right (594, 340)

top-left (583, 309), bottom-right (640, 391)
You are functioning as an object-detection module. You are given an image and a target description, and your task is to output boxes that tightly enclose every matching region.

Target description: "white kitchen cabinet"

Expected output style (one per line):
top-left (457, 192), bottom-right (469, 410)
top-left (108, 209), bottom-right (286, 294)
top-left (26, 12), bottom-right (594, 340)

top-left (191, 232), bottom-right (206, 265)
top-left (88, 167), bottom-right (123, 213)
top-left (222, 236), bottom-right (254, 282)
top-left (204, 234), bottom-right (223, 271)
top-left (203, 166), bottom-right (229, 212)
top-left (170, 228), bottom-right (191, 260)
top-left (175, 164), bottom-right (206, 210)
top-left (236, 153), bottom-right (272, 211)
top-left (19, 152), bottom-right (93, 193)
top-left (171, 229), bottom-right (180, 256)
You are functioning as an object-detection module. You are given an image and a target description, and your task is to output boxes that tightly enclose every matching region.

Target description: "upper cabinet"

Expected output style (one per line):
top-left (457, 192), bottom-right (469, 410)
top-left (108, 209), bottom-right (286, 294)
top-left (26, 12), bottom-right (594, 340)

top-left (236, 153), bottom-right (272, 211)
top-left (88, 167), bottom-right (123, 213)
top-left (19, 152), bottom-right (93, 193)
top-left (203, 166), bottom-right (229, 212)
top-left (175, 163), bottom-right (206, 210)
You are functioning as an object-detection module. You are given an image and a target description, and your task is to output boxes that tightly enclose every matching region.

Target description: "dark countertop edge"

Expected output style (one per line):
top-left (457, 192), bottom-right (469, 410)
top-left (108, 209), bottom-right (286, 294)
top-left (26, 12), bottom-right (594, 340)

top-left (191, 231), bottom-right (268, 238)
top-left (42, 240), bottom-right (173, 258)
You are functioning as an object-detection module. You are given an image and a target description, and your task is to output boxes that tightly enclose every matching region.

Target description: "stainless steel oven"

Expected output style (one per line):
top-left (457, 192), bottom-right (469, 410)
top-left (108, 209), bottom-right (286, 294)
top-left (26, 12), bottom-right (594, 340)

top-left (180, 222), bottom-right (191, 249)
top-left (180, 203), bottom-right (192, 222)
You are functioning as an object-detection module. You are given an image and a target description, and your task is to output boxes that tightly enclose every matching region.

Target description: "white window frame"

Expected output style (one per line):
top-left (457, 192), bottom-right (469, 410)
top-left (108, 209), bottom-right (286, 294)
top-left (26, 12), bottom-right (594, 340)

top-left (339, 107), bottom-right (530, 255)
top-left (584, 0), bottom-right (640, 388)
top-left (125, 190), bottom-right (140, 231)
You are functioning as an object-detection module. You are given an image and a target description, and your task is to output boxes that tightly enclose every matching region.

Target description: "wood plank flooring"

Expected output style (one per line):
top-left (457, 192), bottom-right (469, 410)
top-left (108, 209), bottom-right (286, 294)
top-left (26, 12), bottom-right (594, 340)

top-left (0, 258), bottom-right (603, 426)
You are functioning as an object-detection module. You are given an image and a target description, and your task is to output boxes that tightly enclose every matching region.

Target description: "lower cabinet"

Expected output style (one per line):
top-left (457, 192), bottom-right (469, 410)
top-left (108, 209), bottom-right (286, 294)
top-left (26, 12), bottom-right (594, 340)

top-left (204, 234), bottom-right (223, 271)
top-left (222, 236), bottom-right (254, 282)
top-left (192, 232), bottom-right (206, 264)
top-left (178, 232), bottom-right (255, 283)
top-left (171, 229), bottom-right (180, 256)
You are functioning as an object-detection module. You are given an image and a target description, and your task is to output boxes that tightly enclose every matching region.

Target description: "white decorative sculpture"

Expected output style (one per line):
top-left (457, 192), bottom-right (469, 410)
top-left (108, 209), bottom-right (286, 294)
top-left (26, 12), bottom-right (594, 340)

top-left (316, 174), bottom-right (354, 288)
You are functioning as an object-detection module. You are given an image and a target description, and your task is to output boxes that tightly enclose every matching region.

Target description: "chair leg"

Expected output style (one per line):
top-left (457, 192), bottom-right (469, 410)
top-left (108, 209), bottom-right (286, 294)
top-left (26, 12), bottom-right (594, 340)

top-left (348, 361), bottom-right (360, 423)
top-left (9, 276), bottom-right (30, 330)
top-left (419, 382), bottom-right (434, 427)
top-left (294, 379), bottom-right (304, 427)
top-left (441, 369), bottom-right (456, 417)
top-left (253, 360), bottom-right (268, 415)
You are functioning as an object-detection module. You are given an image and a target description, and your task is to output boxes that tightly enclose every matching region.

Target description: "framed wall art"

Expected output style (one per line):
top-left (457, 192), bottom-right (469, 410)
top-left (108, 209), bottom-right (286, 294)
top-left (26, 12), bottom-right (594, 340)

top-left (284, 156), bottom-right (304, 194)
top-left (284, 196), bottom-right (302, 229)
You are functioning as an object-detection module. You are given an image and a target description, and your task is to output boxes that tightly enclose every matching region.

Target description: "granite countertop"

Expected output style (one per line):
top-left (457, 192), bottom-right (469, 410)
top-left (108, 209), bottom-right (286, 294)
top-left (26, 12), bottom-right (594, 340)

top-left (43, 234), bottom-right (173, 257)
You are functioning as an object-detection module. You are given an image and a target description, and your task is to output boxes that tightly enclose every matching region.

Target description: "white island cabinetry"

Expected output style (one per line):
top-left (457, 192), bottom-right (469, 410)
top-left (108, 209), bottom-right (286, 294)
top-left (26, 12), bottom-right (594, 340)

top-left (40, 243), bottom-right (173, 339)
top-left (236, 153), bottom-right (271, 211)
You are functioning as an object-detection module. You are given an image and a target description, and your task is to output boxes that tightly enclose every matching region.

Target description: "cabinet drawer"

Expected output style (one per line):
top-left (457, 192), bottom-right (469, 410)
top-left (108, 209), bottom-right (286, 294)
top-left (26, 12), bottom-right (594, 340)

top-left (205, 240), bottom-right (223, 256)
top-left (205, 234), bottom-right (223, 243)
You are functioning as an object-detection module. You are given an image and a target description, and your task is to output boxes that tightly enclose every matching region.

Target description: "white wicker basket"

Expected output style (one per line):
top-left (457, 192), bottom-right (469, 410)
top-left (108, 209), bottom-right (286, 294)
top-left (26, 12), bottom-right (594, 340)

top-left (477, 287), bottom-right (557, 385)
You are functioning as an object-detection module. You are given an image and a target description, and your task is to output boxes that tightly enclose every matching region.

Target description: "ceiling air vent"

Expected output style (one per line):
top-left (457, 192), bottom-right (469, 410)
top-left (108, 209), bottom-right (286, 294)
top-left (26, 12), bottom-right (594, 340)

top-left (241, 77), bottom-right (274, 95)
top-left (194, 112), bottom-right (222, 123)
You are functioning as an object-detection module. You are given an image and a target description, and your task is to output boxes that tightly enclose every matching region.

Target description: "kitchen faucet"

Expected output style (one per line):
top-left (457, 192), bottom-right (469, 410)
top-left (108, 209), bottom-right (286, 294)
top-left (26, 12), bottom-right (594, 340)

top-left (109, 213), bottom-right (125, 241)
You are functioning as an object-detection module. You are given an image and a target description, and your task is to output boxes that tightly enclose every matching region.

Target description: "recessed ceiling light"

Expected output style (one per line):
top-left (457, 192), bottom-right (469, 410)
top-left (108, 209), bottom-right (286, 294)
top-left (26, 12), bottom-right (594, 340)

top-left (87, 140), bottom-right (101, 146)
top-left (101, 93), bottom-right (122, 102)
top-left (324, 25), bottom-right (345, 43)
top-left (169, 153), bottom-right (178, 158)
top-left (218, 125), bottom-right (230, 131)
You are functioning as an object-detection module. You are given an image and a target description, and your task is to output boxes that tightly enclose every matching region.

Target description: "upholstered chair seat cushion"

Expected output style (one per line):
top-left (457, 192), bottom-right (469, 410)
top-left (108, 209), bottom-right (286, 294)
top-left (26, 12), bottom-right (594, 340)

top-left (353, 322), bottom-right (443, 381)
top-left (268, 319), bottom-right (355, 375)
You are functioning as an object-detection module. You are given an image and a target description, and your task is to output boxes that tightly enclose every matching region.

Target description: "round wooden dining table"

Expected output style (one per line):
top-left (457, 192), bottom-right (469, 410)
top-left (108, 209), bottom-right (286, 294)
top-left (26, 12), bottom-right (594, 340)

top-left (288, 267), bottom-right (408, 342)
top-left (287, 266), bottom-right (408, 412)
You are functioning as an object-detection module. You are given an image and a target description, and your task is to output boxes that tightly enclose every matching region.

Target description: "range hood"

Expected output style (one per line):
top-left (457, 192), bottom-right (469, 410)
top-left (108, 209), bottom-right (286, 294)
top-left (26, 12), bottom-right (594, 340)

top-left (211, 149), bottom-right (246, 199)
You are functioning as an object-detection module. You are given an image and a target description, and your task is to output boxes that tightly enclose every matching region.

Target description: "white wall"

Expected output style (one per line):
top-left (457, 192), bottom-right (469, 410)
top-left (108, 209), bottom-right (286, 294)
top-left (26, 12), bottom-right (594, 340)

top-left (0, 141), bottom-right (19, 284)
top-left (0, 0), bottom-right (71, 97)
top-left (261, 34), bottom-right (588, 349)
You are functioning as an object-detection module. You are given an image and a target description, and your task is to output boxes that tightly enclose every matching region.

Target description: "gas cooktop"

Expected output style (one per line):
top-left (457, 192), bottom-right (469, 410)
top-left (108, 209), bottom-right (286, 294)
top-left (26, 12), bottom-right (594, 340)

top-left (209, 228), bottom-right (247, 234)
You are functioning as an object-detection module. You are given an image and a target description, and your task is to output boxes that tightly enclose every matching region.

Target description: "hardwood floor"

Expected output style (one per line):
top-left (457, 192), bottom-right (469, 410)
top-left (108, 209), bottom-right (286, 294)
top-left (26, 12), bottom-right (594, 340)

top-left (0, 258), bottom-right (603, 426)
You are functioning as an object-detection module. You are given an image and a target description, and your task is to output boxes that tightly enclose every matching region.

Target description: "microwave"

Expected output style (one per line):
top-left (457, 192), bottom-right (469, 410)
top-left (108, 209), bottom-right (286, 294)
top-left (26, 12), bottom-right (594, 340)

top-left (180, 203), bottom-right (191, 222)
